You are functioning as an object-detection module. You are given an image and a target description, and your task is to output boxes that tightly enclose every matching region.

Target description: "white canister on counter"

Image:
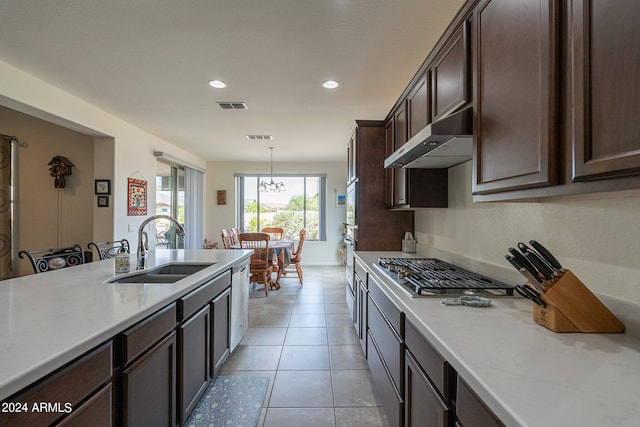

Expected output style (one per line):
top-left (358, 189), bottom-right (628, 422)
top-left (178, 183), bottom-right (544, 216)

top-left (402, 231), bottom-right (416, 253)
top-left (115, 252), bottom-right (130, 273)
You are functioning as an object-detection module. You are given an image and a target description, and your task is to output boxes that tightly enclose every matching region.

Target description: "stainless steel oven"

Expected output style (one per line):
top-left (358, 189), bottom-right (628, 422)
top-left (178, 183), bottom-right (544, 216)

top-left (345, 182), bottom-right (357, 242)
top-left (345, 182), bottom-right (357, 286)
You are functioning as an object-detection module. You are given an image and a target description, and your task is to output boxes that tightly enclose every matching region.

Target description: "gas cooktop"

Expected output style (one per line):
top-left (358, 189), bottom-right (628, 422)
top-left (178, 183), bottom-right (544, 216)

top-left (374, 257), bottom-right (514, 298)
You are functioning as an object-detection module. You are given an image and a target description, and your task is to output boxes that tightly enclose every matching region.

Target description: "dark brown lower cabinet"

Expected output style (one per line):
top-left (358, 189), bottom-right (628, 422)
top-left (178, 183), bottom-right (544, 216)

top-left (178, 305), bottom-right (211, 426)
top-left (57, 383), bottom-right (112, 427)
top-left (368, 331), bottom-right (403, 427)
top-left (405, 351), bottom-right (451, 427)
top-left (122, 331), bottom-right (177, 427)
top-left (456, 377), bottom-right (504, 427)
top-left (0, 342), bottom-right (113, 427)
top-left (211, 288), bottom-right (231, 376)
top-left (366, 279), bottom-right (404, 427)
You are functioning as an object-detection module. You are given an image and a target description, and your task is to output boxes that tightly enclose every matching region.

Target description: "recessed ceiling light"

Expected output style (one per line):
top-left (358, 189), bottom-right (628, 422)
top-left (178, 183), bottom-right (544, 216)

top-left (209, 80), bottom-right (227, 89)
top-left (322, 80), bottom-right (339, 89)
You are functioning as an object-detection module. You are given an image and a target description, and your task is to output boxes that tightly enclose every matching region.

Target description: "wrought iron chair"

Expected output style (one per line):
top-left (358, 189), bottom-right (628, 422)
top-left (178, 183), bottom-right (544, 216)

top-left (239, 232), bottom-right (274, 296)
top-left (18, 244), bottom-right (86, 274)
top-left (87, 239), bottom-right (131, 260)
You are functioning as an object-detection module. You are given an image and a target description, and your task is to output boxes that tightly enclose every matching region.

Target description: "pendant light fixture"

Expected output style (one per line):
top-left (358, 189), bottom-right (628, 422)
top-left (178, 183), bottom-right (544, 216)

top-left (259, 147), bottom-right (286, 192)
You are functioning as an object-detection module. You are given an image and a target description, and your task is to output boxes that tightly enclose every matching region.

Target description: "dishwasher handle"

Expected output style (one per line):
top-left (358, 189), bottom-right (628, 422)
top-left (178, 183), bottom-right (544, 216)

top-left (232, 262), bottom-right (248, 274)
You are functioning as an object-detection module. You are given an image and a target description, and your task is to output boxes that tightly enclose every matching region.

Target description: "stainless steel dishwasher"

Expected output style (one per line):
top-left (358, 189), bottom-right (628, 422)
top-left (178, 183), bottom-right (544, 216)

top-left (230, 259), bottom-right (249, 352)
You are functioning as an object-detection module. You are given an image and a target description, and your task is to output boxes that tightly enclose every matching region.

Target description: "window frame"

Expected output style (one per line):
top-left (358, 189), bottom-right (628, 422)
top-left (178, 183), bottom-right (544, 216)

top-left (236, 174), bottom-right (327, 241)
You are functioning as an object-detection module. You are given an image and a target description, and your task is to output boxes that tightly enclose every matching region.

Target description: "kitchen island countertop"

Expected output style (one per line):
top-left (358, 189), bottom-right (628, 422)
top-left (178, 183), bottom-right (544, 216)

top-left (356, 250), bottom-right (640, 427)
top-left (0, 249), bottom-right (252, 401)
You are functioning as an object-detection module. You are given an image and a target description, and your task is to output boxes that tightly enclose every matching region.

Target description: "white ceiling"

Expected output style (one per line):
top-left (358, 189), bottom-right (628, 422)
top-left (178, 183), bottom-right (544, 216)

top-left (0, 0), bottom-right (465, 162)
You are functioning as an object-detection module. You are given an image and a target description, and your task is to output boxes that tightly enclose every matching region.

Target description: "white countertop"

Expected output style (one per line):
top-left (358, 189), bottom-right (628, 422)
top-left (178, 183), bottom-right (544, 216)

top-left (0, 249), bottom-right (252, 400)
top-left (356, 251), bottom-right (640, 427)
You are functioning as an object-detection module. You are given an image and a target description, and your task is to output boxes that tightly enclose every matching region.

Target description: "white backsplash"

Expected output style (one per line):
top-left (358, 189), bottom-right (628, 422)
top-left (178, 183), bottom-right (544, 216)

top-left (414, 161), bottom-right (640, 305)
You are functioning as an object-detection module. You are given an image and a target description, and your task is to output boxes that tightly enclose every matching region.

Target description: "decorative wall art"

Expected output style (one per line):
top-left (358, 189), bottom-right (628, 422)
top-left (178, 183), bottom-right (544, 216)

top-left (127, 178), bottom-right (147, 216)
top-left (216, 190), bottom-right (227, 205)
top-left (97, 195), bottom-right (109, 207)
top-left (48, 156), bottom-right (74, 189)
top-left (95, 179), bottom-right (111, 195)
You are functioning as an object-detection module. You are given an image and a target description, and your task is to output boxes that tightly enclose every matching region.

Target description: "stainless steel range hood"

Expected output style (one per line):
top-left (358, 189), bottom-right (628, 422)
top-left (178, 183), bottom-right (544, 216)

top-left (384, 106), bottom-right (473, 169)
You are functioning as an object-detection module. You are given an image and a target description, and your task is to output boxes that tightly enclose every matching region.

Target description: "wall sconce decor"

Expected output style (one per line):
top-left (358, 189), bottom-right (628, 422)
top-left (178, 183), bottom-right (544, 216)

top-left (48, 156), bottom-right (74, 189)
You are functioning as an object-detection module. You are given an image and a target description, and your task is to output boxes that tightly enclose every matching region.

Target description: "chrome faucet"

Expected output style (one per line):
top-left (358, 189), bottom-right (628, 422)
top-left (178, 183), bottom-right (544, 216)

top-left (137, 214), bottom-right (186, 269)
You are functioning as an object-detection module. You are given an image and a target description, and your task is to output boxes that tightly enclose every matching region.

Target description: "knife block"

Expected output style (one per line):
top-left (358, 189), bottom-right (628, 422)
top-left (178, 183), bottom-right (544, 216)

top-left (531, 270), bottom-right (624, 333)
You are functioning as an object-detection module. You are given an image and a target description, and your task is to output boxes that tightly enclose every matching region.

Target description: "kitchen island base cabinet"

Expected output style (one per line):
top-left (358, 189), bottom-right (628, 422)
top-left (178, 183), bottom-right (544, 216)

top-left (211, 288), bottom-right (231, 376)
top-left (177, 270), bottom-right (231, 424)
top-left (178, 305), bottom-right (210, 426)
top-left (56, 383), bottom-right (112, 427)
top-left (0, 342), bottom-right (113, 427)
top-left (121, 331), bottom-right (177, 427)
top-left (119, 303), bottom-right (177, 427)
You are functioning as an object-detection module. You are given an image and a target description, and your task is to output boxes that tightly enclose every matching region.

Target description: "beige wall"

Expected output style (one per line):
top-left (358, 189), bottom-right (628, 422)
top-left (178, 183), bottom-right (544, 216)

top-left (0, 106), bottom-right (96, 276)
top-left (414, 160), bottom-right (640, 304)
top-left (205, 161), bottom-right (347, 265)
top-left (0, 59), bottom-right (206, 260)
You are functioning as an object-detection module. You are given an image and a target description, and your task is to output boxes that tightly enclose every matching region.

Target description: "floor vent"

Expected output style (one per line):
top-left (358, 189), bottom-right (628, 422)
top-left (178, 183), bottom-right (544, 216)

top-left (217, 102), bottom-right (247, 110)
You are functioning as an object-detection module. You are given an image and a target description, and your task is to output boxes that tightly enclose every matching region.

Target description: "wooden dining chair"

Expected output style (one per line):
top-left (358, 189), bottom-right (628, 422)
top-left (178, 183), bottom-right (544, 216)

top-left (283, 228), bottom-right (306, 285)
top-left (239, 232), bottom-right (274, 296)
top-left (18, 244), bottom-right (86, 274)
top-left (231, 228), bottom-right (241, 245)
top-left (220, 229), bottom-right (234, 249)
top-left (87, 239), bottom-right (130, 260)
top-left (261, 227), bottom-right (284, 240)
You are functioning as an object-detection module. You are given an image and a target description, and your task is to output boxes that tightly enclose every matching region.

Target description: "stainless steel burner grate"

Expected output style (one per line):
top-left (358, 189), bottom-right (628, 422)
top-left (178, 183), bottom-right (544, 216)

top-left (375, 257), bottom-right (514, 297)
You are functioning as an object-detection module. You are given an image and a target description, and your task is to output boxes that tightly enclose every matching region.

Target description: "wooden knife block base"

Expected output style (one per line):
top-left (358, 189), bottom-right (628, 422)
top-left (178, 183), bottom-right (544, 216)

top-left (532, 270), bottom-right (624, 333)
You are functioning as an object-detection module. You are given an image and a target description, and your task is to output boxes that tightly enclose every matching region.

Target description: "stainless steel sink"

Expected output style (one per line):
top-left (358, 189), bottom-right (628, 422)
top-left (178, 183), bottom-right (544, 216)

top-left (106, 263), bottom-right (214, 284)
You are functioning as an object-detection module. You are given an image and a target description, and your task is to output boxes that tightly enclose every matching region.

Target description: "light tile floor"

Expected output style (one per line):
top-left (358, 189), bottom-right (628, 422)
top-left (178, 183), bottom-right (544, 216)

top-left (220, 265), bottom-right (390, 427)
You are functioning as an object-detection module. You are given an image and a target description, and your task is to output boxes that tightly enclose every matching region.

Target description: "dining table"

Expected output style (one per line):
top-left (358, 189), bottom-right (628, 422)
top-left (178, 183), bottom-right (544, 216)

top-left (231, 239), bottom-right (294, 288)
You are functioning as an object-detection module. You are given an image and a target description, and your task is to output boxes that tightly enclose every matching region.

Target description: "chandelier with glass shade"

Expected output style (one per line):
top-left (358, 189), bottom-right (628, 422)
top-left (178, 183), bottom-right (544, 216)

top-left (259, 147), bottom-right (286, 192)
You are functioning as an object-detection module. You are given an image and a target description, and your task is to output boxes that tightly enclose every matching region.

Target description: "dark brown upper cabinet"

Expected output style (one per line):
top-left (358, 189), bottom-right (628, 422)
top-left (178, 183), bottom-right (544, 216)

top-left (394, 102), bottom-right (408, 150)
top-left (431, 20), bottom-right (471, 123)
top-left (393, 105), bottom-right (409, 206)
top-left (472, 0), bottom-right (559, 195)
top-left (385, 116), bottom-right (448, 210)
top-left (384, 120), bottom-right (395, 208)
top-left (570, 0), bottom-right (640, 182)
top-left (408, 73), bottom-right (430, 138)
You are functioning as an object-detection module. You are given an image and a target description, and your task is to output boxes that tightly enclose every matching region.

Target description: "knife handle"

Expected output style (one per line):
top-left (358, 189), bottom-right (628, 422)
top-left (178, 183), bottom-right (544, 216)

top-left (518, 267), bottom-right (546, 292)
top-left (523, 249), bottom-right (554, 281)
top-left (519, 241), bottom-right (560, 276)
top-left (508, 247), bottom-right (542, 283)
top-left (529, 240), bottom-right (563, 270)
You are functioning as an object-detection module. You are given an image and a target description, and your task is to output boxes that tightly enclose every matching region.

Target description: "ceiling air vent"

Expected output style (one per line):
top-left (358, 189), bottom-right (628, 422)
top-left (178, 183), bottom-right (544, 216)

top-left (246, 135), bottom-right (273, 141)
top-left (217, 102), bottom-right (247, 110)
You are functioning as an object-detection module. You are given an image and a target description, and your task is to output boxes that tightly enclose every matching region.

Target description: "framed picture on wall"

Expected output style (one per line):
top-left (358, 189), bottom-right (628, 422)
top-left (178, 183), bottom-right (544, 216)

top-left (127, 178), bottom-right (147, 216)
top-left (95, 179), bottom-right (111, 195)
top-left (97, 195), bottom-right (109, 207)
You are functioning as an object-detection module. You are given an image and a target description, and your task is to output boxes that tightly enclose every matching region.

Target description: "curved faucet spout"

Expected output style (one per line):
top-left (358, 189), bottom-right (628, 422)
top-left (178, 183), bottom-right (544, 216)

top-left (137, 214), bottom-right (186, 269)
